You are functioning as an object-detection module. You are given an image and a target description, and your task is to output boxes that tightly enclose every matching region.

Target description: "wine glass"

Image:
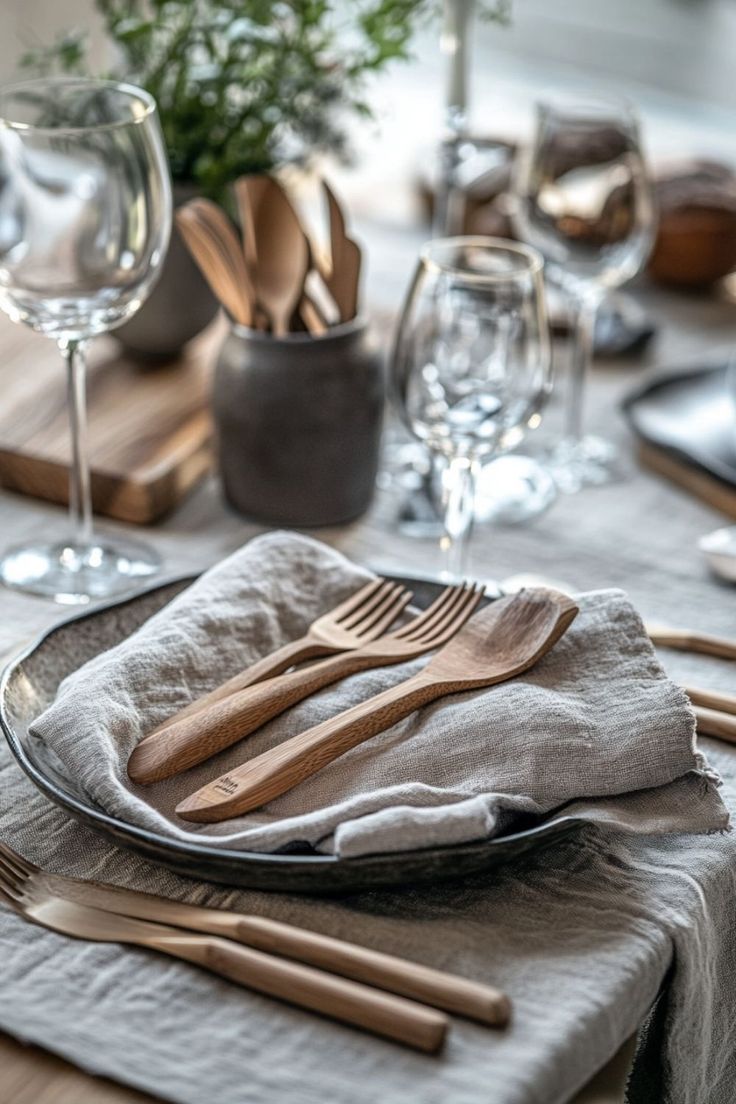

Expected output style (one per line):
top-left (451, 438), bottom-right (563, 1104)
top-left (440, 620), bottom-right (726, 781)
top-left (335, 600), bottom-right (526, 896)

top-left (0, 77), bottom-right (172, 603)
top-left (514, 93), bottom-right (654, 492)
top-left (391, 236), bottom-right (551, 582)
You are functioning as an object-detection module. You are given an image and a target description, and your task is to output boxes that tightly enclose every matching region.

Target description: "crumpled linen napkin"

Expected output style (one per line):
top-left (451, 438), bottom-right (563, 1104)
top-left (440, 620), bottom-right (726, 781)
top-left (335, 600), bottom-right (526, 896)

top-left (31, 531), bottom-right (729, 858)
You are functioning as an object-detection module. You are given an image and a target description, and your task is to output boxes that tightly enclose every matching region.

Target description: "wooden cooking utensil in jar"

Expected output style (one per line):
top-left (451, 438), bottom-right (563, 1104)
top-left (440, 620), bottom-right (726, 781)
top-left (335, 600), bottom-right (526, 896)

top-left (186, 198), bottom-right (256, 318)
top-left (234, 174), bottom-right (271, 272)
top-left (129, 583), bottom-right (482, 785)
top-left (247, 176), bottom-right (310, 336)
top-left (322, 180), bottom-right (362, 323)
top-left (175, 205), bottom-right (251, 326)
top-left (176, 588), bottom-right (579, 823)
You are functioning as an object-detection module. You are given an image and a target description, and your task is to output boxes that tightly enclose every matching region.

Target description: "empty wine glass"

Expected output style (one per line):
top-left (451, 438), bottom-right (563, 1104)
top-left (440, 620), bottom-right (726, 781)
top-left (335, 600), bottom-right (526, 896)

top-left (514, 94), bottom-right (654, 492)
top-left (0, 77), bottom-right (172, 602)
top-left (391, 236), bottom-right (551, 582)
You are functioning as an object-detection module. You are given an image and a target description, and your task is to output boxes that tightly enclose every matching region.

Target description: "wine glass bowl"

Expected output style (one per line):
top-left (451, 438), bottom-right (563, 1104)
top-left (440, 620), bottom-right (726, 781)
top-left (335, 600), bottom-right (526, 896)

top-left (514, 94), bottom-right (654, 491)
top-left (392, 236), bottom-right (551, 581)
top-left (0, 78), bottom-right (172, 603)
top-left (518, 97), bottom-right (653, 290)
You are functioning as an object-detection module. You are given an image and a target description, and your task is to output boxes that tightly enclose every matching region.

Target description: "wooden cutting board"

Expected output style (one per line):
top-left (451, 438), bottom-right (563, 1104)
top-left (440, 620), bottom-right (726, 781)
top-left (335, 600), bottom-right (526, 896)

top-left (0, 317), bottom-right (224, 524)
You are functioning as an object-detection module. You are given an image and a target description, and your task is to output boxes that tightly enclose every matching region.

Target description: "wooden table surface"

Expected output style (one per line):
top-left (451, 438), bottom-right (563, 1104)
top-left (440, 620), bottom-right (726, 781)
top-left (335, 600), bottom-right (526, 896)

top-left (1, 222), bottom-right (735, 1102)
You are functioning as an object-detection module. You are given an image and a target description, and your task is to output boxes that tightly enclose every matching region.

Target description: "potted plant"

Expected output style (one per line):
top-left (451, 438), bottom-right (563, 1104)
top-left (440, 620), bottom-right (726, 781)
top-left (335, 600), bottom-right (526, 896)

top-left (24, 0), bottom-right (508, 356)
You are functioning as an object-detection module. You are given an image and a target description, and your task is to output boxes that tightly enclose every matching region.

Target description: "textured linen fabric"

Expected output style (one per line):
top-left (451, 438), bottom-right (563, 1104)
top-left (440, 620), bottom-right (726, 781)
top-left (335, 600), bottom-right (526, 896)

top-left (30, 531), bottom-right (728, 858)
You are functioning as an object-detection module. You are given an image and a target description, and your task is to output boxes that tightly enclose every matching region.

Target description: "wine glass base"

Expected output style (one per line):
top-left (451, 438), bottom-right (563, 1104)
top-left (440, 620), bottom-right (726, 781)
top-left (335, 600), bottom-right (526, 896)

top-left (475, 456), bottom-right (557, 525)
top-left (0, 537), bottom-right (160, 605)
top-left (546, 436), bottom-right (619, 494)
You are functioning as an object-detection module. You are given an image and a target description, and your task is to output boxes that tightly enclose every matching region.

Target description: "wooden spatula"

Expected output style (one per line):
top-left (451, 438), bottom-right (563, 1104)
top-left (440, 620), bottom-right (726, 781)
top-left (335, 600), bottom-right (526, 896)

top-left (176, 588), bottom-right (579, 823)
top-left (322, 180), bottom-right (362, 323)
top-left (185, 199), bottom-right (255, 325)
top-left (175, 206), bottom-right (251, 326)
top-left (233, 174), bottom-right (271, 272)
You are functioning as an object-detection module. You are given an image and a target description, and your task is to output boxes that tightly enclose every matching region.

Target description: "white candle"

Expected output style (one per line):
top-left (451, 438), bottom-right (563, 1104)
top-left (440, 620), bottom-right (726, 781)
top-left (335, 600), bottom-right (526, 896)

top-left (441, 0), bottom-right (474, 126)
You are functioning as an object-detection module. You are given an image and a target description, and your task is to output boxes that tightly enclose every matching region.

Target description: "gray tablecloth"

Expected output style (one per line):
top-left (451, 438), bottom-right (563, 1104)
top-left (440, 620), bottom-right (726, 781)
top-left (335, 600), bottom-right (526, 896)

top-left (1, 726), bottom-right (735, 1104)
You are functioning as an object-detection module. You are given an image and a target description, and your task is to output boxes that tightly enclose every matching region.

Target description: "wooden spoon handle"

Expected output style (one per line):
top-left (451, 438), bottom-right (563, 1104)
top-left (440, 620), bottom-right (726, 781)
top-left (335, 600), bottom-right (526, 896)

top-left (176, 674), bottom-right (439, 822)
top-left (128, 647), bottom-right (363, 785)
top-left (694, 705), bottom-right (736, 744)
top-left (686, 685), bottom-right (736, 716)
top-left (647, 624), bottom-right (736, 660)
top-left (149, 931), bottom-right (447, 1052)
top-left (233, 916), bottom-right (510, 1027)
top-left (145, 636), bottom-right (334, 738)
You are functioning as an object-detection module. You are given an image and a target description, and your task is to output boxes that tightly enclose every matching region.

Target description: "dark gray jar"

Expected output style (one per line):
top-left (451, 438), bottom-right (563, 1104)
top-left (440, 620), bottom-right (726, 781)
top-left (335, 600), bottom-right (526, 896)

top-left (213, 319), bottom-right (384, 526)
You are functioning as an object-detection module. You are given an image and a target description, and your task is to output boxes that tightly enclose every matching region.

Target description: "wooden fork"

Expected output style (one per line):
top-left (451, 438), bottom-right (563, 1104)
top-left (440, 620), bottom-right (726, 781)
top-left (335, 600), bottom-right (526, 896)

top-left (0, 842), bottom-right (509, 1027)
top-left (176, 588), bottom-right (578, 823)
top-left (129, 583), bottom-right (483, 785)
top-left (139, 579), bottom-right (413, 746)
top-left (0, 849), bottom-right (446, 1052)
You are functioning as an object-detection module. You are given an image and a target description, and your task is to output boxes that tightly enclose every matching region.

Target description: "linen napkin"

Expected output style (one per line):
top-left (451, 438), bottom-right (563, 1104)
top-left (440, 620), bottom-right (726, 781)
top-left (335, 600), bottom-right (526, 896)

top-left (31, 531), bottom-right (728, 857)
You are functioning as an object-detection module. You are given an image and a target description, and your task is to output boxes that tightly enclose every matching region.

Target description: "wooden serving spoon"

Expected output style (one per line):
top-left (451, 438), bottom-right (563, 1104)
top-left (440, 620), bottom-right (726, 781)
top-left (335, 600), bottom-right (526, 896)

top-left (248, 177), bottom-right (309, 336)
top-left (176, 588), bottom-right (579, 824)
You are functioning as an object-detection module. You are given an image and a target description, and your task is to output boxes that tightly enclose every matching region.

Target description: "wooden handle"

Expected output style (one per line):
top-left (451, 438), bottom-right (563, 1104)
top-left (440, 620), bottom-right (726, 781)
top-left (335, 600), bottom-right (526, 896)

top-left (694, 705), bottom-right (736, 744)
top-left (129, 649), bottom-right (372, 785)
top-left (686, 685), bottom-right (736, 716)
top-left (176, 674), bottom-right (439, 822)
top-left (176, 209), bottom-right (248, 325)
top-left (299, 295), bottom-right (328, 335)
top-left (647, 624), bottom-right (736, 661)
top-left (227, 915), bottom-right (510, 1027)
top-left (92, 888), bottom-right (509, 1027)
top-left (151, 931), bottom-right (447, 1052)
top-left (144, 636), bottom-right (332, 739)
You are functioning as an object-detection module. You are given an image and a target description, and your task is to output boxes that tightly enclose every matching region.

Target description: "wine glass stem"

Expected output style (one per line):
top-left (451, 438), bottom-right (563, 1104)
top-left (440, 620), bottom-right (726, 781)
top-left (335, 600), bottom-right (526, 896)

top-left (440, 454), bottom-right (480, 580)
top-left (61, 338), bottom-right (93, 548)
top-left (565, 291), bottom-right (601, 445)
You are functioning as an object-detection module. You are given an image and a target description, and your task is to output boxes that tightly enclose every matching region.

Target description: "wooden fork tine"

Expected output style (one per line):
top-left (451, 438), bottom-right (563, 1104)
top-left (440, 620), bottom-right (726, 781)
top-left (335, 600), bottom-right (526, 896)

top-left (366, 590), bottom-right (414, 639)
top-left (0, 861), bottom-right (22, 899)
top-left (355, 587), bottom-right (412, 636)
top-left (0, 885), bottom-right (19, 911)
top-left (395, 584), bottom-right (468, 641)
top-left (340, 581), bottom-right (398, 630)
top-left (331, 579), bottom-right (385, 623)
top-left (419, 586), bottom-right (485, 646)
top-left (0, 851), bottom-right (25, 885)
top-left (391, 585), bottom-right (461, 639)
top-left (0, 842), bottom-right (34, 876)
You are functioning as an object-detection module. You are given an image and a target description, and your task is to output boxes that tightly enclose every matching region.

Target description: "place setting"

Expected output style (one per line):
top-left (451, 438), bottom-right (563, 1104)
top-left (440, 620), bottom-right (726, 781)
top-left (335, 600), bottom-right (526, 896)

top-left (2, 3), bottom-right (736, 1104)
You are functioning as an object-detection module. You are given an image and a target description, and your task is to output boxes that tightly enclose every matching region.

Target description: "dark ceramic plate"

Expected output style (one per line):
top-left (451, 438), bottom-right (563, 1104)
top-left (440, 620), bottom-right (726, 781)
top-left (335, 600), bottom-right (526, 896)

top-left (622, 363), bottom-right (736, 487)
top-left (0, 574), bottom-right (582, 894)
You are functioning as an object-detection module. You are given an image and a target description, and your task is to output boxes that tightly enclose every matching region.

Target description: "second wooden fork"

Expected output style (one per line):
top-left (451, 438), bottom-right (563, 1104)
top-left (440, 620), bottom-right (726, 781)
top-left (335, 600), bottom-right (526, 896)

top-left (128, 583), bottom-right (483, 784)
top-left (145, 578), bottom-right (413, 737)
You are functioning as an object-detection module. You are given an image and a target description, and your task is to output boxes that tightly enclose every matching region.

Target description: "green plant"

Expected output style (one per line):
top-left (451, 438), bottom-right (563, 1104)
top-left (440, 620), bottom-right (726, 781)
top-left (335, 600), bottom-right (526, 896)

top-left (23, 1), bottom-right (510, 203)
